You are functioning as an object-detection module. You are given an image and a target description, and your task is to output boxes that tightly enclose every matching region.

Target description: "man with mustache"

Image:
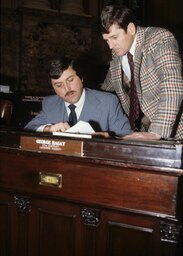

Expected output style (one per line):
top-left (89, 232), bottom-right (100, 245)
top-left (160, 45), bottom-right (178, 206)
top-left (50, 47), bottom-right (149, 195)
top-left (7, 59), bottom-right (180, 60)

top-left (24, 57), bottom-right (132, 138)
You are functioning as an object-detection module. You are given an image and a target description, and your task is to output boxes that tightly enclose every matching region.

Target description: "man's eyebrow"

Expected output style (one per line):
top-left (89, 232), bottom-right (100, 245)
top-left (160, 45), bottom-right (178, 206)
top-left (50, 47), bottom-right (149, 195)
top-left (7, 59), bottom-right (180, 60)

top-left (109, 34), bottom-right (116, 38)
top-left (66, 74), bottom-right (74, 80)
top-left (53, 81), bottom-right (62, 86)
top-left (104, 33), bottom-right (117, 39)
top-left (53, 74), bottom-right (75, 86)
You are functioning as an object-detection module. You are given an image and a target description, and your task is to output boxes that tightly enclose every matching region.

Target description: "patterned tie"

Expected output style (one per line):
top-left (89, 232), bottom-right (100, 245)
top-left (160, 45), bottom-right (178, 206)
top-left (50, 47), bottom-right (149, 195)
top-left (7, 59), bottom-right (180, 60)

top-left (68, 104), bottom-right (77, 126)
top-left (127, 52), bottom-right (140, 130)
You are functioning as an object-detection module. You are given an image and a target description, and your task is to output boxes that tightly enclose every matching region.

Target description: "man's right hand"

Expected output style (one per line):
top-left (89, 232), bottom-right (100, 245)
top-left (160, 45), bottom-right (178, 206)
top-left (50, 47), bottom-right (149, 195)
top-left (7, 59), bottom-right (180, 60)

top-left (43, 122), bottom-right (71, 132)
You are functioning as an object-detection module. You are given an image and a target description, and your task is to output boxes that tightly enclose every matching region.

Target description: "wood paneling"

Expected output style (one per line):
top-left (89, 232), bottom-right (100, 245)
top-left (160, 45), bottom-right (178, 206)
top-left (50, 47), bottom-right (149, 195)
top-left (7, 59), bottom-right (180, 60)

top-left (0, 132), bottom-right (183, 255)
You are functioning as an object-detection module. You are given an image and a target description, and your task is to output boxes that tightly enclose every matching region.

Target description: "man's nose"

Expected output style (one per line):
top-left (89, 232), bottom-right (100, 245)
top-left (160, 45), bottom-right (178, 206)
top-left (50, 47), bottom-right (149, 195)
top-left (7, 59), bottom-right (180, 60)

top-left (64, 82), bottom-right (71, 91)
top-left (108, 40), bottom-right (114, 49)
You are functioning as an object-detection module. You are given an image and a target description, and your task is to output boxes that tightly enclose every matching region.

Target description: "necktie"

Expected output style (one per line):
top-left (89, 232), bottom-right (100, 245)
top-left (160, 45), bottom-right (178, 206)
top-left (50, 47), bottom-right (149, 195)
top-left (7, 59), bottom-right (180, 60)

top-left (127, 52), bottom-right (140, 130)
top-left (68, 104), bottom-right (77, 126)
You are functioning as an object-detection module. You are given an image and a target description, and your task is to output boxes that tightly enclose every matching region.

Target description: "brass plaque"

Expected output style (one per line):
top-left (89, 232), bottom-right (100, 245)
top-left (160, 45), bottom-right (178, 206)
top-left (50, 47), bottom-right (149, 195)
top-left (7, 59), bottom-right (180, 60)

top-left (39, 172), bottom-right (62, 188)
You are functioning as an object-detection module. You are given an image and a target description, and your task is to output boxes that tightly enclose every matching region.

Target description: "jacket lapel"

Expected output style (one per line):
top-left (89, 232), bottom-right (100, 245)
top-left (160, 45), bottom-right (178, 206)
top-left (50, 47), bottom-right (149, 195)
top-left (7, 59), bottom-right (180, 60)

top-left (79, 89), bottom-right (100, 120)
top-left (134, 27), bottom-right (145, 104)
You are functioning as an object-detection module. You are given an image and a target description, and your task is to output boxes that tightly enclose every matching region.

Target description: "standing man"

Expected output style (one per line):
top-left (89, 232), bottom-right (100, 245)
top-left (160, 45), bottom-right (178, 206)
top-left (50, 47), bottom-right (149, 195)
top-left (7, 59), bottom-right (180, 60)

top-left (101, 5), bottom-right (183, 140)
top-left (25, 57), bottom-right (132, 137)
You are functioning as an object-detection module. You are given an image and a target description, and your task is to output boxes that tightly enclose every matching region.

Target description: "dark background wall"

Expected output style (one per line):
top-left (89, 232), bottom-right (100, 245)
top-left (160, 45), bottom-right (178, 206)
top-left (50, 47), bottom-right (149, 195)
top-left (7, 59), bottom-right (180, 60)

top-left (1, 0), bottom-right (183, 94)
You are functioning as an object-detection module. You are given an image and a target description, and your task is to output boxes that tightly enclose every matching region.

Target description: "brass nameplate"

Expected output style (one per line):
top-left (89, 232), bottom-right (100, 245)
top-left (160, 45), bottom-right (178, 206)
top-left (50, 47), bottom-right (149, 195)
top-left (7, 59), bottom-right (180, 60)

top-left (20, 136), bottom-right (83, 156)
top-left (39, 172), bottom-right (62, 188)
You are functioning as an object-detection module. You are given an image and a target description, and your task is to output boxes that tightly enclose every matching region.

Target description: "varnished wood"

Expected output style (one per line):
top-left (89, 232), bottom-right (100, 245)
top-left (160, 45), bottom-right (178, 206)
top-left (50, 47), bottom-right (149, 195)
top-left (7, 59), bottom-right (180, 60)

top-left (0, 130), bottom-right (182, 256)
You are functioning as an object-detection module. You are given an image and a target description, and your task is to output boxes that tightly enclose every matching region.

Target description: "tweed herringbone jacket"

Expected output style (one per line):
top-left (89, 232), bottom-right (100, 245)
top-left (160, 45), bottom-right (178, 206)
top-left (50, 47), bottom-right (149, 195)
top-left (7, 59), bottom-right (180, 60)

top-left (102, 26), bottom-right (183, 140)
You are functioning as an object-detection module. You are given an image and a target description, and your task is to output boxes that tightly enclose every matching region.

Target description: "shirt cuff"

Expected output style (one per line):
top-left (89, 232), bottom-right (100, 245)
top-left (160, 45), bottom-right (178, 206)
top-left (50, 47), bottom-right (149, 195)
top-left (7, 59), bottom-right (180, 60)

top-left (36, 124), bottom-right (51, 132)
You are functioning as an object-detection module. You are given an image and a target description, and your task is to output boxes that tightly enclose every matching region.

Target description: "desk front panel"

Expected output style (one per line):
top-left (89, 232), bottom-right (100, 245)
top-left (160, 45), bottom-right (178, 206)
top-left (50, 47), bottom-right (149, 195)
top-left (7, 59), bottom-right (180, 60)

top-left (0, 148), bottom-right (179, 218)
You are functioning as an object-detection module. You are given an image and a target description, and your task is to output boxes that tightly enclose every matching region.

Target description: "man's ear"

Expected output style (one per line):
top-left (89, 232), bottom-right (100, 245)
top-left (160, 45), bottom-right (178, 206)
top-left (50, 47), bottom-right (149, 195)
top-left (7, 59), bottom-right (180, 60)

top-left (127, 22), bottom-right (136, 36)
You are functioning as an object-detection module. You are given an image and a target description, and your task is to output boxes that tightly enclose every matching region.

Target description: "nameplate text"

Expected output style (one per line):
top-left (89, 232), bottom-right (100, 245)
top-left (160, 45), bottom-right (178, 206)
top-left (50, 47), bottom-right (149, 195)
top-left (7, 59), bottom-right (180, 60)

top-left (20, 136), bottom-right (83, 156)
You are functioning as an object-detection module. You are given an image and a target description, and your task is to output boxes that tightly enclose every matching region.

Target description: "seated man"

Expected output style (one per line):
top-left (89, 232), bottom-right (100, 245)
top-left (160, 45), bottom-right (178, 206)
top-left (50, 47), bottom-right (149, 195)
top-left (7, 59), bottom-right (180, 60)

top-left (24, 57), bottom-right (132, 137)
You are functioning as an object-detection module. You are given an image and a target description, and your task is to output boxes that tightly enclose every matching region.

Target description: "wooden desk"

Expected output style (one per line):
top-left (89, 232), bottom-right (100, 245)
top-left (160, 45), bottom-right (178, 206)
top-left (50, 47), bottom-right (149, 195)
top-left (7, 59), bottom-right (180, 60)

top-left (0, 130), bottom-right (183, 256)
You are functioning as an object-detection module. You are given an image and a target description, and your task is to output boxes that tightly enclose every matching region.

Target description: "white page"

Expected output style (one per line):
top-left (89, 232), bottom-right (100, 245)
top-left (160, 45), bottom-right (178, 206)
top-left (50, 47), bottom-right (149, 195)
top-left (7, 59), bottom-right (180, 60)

top-left (66, 121), bottom-right (95, 134)
top-left (52, 131), bottom-right (92, 139)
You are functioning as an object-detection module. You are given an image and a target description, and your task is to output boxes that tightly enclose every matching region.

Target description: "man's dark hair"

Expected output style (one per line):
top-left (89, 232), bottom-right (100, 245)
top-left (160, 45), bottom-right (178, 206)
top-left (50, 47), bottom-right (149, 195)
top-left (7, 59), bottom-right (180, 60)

top-left (49, 57), bottom-right (83, 80)
top-left (101, 5), bottom-right (137, 33)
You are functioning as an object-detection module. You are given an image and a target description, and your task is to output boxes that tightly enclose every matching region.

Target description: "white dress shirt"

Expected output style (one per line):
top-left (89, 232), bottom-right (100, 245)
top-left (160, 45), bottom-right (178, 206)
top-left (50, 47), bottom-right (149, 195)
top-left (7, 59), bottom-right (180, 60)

top-left (121, 36), bottom-right (137, 80)
top-left (36, 89), bottom-right (86, 132)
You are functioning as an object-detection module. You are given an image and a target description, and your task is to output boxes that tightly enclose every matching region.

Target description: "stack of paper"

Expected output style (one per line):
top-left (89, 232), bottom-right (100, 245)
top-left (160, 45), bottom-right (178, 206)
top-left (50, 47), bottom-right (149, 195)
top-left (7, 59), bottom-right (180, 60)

top-left (53, 121), bottom-right (95, 139)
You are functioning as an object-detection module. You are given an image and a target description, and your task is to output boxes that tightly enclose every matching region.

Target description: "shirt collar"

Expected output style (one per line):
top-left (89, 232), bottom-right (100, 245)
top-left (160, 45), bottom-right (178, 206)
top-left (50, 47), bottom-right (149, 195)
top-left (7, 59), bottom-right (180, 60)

top-left (129, 35), bottom-right (137, 56)
top-left (65, 88), bottom-right (85, 109)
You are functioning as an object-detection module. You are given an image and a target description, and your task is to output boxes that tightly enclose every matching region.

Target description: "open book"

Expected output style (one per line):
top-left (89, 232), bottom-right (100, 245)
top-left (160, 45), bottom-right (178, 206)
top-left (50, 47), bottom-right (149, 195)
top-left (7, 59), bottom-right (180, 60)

top-left (53, 121), bottom-right (95, 139)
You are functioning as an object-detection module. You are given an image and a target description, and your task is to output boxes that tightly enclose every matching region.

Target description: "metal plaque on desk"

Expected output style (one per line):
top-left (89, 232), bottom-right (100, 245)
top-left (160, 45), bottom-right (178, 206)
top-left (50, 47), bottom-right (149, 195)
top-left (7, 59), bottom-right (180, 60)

top-left (20, 135), bottom-right (83, 156)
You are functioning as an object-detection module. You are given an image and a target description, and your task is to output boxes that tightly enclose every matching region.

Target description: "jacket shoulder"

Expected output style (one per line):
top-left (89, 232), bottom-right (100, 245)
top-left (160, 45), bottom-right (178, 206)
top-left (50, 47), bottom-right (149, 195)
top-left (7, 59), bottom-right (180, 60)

top-left (42, 95), bottom-right (63, 110)
top-left (43, 95), bottom-right (61, 103)
top-left (137, 26), bottom-right (176, 48)
top-left (86, 88), bottom-right (118, 101)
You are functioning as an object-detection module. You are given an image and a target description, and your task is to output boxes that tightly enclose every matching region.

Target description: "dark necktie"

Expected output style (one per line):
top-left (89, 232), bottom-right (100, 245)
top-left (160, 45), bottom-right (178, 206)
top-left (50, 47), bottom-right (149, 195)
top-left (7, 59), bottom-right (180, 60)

top-left (127, 52), bottom-right (140, 130)
top-left (68, 104), bottom-right (77, 126)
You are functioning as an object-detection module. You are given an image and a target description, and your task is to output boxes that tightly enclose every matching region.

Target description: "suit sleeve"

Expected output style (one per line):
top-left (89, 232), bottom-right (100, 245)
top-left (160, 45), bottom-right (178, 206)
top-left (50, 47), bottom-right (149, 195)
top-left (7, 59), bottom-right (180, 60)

top-left (147, 33), bottom-right (183, 138)
top-left (101, 69), bottom-right (115, 92)
top-left (24, 98), bottom-right (49, 131)
top-left (107, 94), bottom-right (132, 136)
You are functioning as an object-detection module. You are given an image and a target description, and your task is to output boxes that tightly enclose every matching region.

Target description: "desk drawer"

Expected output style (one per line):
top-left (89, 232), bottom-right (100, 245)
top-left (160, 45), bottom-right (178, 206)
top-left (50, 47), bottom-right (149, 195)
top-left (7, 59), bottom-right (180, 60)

top-left (0, 150), bottom-right (179, 218)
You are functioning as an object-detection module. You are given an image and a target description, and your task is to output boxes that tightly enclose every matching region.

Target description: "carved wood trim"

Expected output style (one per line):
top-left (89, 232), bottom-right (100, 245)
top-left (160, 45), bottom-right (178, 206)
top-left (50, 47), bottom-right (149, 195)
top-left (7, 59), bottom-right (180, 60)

top-left (81, 207), bottom-right (100, 226)
top-left (160, 221), bottom-right (182, 243)
top-left (14, 195), bottom-right (31, 213)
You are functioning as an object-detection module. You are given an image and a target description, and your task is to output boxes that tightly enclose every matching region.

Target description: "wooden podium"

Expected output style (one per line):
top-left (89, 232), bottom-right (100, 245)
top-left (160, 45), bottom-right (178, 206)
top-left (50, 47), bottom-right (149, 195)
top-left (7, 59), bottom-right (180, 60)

top-left (0, 130), bottom-right (183, 256)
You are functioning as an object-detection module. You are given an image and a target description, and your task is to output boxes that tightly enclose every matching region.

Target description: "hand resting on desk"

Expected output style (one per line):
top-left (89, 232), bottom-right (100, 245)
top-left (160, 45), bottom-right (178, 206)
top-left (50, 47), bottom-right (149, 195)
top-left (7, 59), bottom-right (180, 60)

top-left (43, 121), bottom-right (110, 138)
top-left (43, 122), bottom-right (70, 132)
top-left (122, 132), bottom-right (161, 140)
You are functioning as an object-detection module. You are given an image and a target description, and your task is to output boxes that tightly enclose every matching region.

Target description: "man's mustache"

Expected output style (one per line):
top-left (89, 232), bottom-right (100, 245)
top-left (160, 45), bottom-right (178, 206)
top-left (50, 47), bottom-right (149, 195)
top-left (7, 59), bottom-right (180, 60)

top-left (65, 90), bottom-right (75, 97)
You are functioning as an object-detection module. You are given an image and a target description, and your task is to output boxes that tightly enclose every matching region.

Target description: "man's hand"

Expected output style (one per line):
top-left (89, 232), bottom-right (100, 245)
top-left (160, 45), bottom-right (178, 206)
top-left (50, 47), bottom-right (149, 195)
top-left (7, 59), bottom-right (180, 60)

top-left (122, 132), bottom-right (161, 140)
top-left (43, 122), bottom-right (71, 132)
top-left (92, 132), bottom-right (110, 138)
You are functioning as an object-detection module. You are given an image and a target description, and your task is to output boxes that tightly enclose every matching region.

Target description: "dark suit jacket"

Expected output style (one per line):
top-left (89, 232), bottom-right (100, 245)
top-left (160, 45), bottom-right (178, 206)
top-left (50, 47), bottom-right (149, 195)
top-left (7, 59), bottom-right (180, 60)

top-left (25, 88), bottom-right (132, 136)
